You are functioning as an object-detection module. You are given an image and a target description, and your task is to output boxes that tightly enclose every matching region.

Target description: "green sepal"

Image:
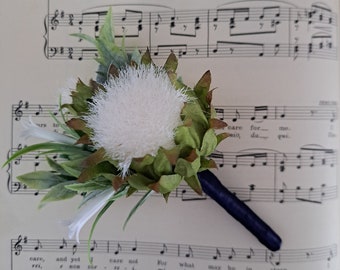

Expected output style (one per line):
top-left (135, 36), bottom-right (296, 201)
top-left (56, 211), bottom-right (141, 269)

top-left (71, 79), bottom-right (94, 115)
top-left (39, 181), bottom-right (77, 208)
top-left (174, 150), bottom-right (200, 178)
top-left (194, 70), bottom-right (211, 110)
top-left (153, 149), bottom-right (173, 176)
top-left (216, 132), bottom-right (229, 145)
top-left (163, 52), bottom-right (178, 73)
top-left (127, 173), bottom-right (154, 190)
top-left (149, 174), bottom-right (182, 194)
top-left (200, 129), bottom-right (218, 156)
top-left (17, 171), bottom-right (67, 190)
top-left (167, 71), bottom-right (188, 90)
top-left (181, 101), bottom-right (209, 129)
top-left (200, 157), bottom-right (218, 170)
top-left (77, 161), bottom-right (118, 183)
top-left (184, 174), bottom-right (202, 195)
top-left (175, 126), bottom-right (200, 150)
top-left (141, 48), bottom-right (153, 66)
top-left (130, 155), bottom-right (157, 179)
top-left (163, 192), bottom-right (171, 202)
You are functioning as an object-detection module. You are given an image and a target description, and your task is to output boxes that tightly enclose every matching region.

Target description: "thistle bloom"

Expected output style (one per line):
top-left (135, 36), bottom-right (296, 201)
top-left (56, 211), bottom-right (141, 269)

top-left (67, 188), bottom-right (115, 242)
top-left (85, 65), bottom-right (188, 175)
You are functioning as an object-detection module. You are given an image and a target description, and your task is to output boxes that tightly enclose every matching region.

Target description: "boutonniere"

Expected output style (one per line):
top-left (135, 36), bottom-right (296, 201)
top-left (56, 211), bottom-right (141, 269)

top-left (4, 8), bottom-right (281, 254)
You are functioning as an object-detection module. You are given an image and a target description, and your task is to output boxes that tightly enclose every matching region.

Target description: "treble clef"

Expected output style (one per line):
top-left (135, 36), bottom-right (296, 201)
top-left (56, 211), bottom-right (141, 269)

top-left (14, 100), bottom-right (23, 121)
top-left (51, 9), bottom-right (60, 30)
top-left (13, 235), bottom-right (26, 256)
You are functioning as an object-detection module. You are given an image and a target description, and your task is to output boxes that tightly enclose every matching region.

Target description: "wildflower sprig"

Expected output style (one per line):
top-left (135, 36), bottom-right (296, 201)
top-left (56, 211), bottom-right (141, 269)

top-left (4, 8), bottom-right (228, 244)
top-left (4, 8), bottom-right (282, 254)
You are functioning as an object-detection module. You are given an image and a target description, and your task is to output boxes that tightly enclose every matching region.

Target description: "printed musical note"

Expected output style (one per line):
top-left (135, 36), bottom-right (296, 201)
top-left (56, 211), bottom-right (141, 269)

top-left (117, 9), bottom-right (143, 37)
top-left (213, 248), bottom-right (221, 260)
top-left (278, 182), bottom-right (287, 203)
top-left (114, 243), bottom-right (122, 255)
top-left (59, 238), bottom-right (67, 249)
top-left (246, 248), bottom-right (255, 259)
top-left (44, 4), bottom-right (337, 61)
top-left (90, 240), bottom-right (98, 252)
top-left (212, 41), bottom-right (264, 57)
top-left (34, 240), bottom-right (43, 250)
top-left (228, 248), bottom-right (236, 260)
top-left (160, 243), bottom-right (168, 255)
top-left (9, 237), bottom-right (337, 266)
top-left (185, 246), bottom-right (194, 258)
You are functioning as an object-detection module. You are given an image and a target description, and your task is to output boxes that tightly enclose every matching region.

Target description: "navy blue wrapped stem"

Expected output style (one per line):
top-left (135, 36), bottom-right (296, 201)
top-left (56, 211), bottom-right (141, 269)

top-left (197, 170), bottom-right (282, 251)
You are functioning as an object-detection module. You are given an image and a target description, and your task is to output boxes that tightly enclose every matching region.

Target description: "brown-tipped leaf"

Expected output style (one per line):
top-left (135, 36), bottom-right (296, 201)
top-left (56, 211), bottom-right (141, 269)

top-left (81, 148), bottom-right (106, 168)
top-left (164, 52), bottom-right (178, 72)
top-left (209, 118), bottom-right (228, 129)
top-left (108, 63), bottom-right (119, 78)
top-left (141, 48), bottom-right (153, 65)
top-left (112, 176), bottom-right (126, 191)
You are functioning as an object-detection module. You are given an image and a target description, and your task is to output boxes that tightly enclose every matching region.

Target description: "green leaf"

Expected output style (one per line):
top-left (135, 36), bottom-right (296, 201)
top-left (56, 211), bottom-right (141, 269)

top-left (70, 33), bottom-right (97, 46)
top-left (194, 70), bottom-right (211, 110)
top-left (98, 7), bottom-right (115, 45)
top-left (129, 48), bottom-right (142, 65)
top-left (153, 150), bottom-right (172, 176)
top-left (58, 158), bottom-right (85, 178)
top-left (175, 125), bottom-right (200, 150)
top-left (129, 155), bottom-right (157, 179)
top-left (123, 190), bottom-right (153, 229)
top-left (65, 177), bottom-right (112, 193)
top-left (174, 155), bottom-right (200, 178)
top-left (46, 157), bottom-right (75, 177)
top-left (2, 142), bottom-right (91, 168)
top-left (184, 174), bottom-right (202, 195)
top-left (77, 161), bottom-right (118, 183)
top-left (163, 52), bottom-right (178, 72)
top-left (149, 174), bottom-right (182, 194)
top-left (216, 132), bottom-right (229, 145)
top-left (200, 157), bottom-right (217, 170)
top-left (88, 199), bottom-right (115, 262)
top-left (181, 101), bottom-right (209, 128)
top-left (141, 48), bottom-right (153, 65)
top-left (39, 181), bottom-right (77, 208)
top-left (200, 129), bottom-right (218, 156)
top-left (71, 79), bottom-right (94, 115)
top-left (17, 171), bottom-right (66, 190)
top-left (127, 174), bottom-right (154, 191)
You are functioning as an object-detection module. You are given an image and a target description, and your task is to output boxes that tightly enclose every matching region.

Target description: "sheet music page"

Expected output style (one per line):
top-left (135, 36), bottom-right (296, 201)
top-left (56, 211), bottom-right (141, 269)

top-left (0, 0), bottom-right (339, 269)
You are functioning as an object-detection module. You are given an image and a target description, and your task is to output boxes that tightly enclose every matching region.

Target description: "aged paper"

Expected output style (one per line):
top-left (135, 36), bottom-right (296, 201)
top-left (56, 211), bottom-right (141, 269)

top-left (0, 0), bottom-right (339, 269)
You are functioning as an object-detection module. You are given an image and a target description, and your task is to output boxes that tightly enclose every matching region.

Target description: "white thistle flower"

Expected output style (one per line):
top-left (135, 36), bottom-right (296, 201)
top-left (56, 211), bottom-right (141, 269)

top-left (21, 117), bottom-right (76, 145)
top-left (85, 65), bottom-right (188, 175)
top-left (67, 188), bottom-right (115, 242)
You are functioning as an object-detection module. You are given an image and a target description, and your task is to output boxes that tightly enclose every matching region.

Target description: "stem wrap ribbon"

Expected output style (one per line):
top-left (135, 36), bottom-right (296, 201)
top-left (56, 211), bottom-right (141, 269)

top-left (197, 170), bottom-right (282, 251)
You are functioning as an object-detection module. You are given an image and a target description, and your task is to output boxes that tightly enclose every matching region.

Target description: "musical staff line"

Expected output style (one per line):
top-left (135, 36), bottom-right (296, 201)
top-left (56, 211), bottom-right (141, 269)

top-left (12, 103), bottom-right (338, 122)
top-left (45, 3), bottom-right (338, 61)
top-left (11, 236), bottom-right (337, 266)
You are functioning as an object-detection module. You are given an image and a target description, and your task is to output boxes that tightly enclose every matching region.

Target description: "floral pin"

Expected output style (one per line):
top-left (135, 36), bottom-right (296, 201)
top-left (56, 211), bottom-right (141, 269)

top-left (4, 8), bottom-right (281, 254)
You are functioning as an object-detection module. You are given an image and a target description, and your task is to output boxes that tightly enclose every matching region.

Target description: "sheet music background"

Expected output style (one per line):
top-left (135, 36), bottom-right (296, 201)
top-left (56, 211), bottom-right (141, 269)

top-left (0, 0), bottom-right (339, 269)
